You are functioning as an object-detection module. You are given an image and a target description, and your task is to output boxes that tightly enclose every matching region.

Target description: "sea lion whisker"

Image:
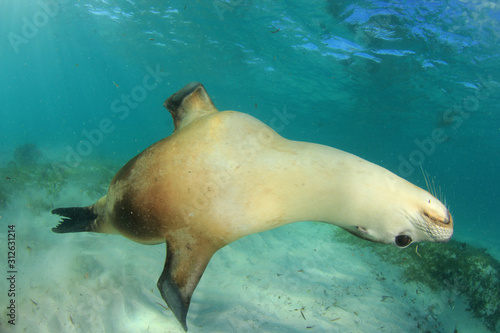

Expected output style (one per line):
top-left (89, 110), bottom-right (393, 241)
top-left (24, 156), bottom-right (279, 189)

top-left (419, 164), bottom-right (447, 204)
top-left (419, 164), bottom-right (431, 195)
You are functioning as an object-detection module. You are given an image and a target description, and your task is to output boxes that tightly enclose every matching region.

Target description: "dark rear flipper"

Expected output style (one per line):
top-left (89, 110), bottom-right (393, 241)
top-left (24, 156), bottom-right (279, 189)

top-left (51, 207), bottom-right (97, 233)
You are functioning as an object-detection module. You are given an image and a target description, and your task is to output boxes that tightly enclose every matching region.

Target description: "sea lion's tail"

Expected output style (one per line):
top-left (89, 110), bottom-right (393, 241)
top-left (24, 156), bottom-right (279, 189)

top-left (51, 207), bottom-right (97, 233)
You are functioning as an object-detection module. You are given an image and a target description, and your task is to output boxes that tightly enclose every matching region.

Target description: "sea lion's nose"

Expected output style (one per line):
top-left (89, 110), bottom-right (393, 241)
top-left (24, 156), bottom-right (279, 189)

top-left (444, 211), bottom-right (453, 226)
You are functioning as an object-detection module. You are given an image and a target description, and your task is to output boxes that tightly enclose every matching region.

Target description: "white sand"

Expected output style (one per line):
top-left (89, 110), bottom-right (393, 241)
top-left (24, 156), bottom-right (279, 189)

top-left (0, 184), bottom-right (493, 333)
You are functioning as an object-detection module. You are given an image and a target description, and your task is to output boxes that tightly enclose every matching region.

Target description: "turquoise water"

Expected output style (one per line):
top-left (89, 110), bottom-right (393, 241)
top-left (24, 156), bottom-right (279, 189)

top-left (1, 0), bottom-right (499, 332)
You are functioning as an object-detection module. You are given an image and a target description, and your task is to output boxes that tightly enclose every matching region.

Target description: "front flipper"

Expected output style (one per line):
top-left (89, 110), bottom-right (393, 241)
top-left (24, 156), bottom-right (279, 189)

top-left (157, 239), bottom-right (217, 331)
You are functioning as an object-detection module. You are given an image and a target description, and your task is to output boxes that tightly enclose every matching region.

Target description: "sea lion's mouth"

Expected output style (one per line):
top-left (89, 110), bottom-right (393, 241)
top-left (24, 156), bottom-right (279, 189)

top-left (418, 208), bottom-right (454, 243)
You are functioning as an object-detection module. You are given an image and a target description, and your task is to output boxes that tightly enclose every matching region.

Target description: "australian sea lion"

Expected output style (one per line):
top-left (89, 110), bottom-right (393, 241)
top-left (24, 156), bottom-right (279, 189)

top-left (52, 82), bottom-right (453, 331)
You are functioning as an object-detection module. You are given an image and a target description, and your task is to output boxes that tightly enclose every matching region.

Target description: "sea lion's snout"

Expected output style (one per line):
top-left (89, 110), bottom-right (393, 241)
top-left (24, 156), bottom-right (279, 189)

top-left (443, 210), bottom-right (454, 236)
top-left (418, 204), bottom-right (454, 243)
top-left (444, 210), bottom-right (453, 225)
top-left (422, 208), bottom-right (453, 226)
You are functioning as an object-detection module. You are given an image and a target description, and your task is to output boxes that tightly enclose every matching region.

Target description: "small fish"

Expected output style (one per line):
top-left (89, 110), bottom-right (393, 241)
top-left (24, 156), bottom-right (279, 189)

top-left (112, 81), bottom-right (120, 88)
top-left (5, 176), bottom-right (11, 180)
top-left (270, 28), bottom-right (280, 33)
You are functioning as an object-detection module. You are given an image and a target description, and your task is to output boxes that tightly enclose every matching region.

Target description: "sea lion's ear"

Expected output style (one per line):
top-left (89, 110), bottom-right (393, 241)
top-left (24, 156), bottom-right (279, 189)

top-left (163, 82), bottom-right (219, 131)
top-left (157, 239), bottom-right (216, 331)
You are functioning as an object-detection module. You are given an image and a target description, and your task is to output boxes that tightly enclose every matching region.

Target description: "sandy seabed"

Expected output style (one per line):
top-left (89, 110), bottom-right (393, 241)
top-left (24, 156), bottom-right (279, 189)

top-left (0, 182), bottom-right (493, 333)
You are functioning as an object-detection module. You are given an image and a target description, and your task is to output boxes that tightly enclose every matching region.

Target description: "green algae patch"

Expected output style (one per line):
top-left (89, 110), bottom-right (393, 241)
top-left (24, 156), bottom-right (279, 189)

top-left (1, 152), bottom-right (118, 215)
top-left (332, 227), bottom-right (500, 331)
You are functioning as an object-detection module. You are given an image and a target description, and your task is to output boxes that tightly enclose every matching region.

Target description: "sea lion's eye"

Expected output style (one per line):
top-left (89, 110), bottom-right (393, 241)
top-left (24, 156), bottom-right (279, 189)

top-left (395, 235), bottom-right (412, 248)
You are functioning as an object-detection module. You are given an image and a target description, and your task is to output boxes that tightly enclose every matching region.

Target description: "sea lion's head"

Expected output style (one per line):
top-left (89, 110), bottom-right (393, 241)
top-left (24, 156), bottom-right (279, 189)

top-left (388, 192), bottom-right (453, 248)
top-left (341, 177), bottom-right (453, 248)
top-left (403, 193), bottom-right (453, 246)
